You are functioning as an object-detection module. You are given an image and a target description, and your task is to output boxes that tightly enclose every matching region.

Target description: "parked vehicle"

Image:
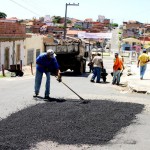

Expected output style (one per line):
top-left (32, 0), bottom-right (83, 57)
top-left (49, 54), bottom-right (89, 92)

top-left (44, 39), bottom-right (86, 74)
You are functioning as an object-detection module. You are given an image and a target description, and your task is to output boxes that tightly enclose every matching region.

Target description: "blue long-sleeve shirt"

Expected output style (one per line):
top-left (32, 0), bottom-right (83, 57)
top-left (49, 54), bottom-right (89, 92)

top-left (36, 53), bottom-right (59, 73)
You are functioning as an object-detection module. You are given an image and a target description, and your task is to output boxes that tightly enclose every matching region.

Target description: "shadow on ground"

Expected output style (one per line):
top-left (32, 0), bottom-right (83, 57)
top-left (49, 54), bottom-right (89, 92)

top-left (0, 99), bottom-right (144, 150)
top-left (59, 71), bottom-right (90, 78)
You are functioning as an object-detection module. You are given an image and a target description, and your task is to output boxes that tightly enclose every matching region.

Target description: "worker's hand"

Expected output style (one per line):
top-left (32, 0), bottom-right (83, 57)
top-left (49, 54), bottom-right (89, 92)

top-left (57, 74), bottom-right (62, 82)
top-left (137, 64), bottom-right (139, 68)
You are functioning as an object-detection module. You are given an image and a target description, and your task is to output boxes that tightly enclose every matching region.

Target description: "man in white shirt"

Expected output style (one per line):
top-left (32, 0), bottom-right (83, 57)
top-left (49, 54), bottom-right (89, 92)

top-left (90, 52), bottom-right (103, 83)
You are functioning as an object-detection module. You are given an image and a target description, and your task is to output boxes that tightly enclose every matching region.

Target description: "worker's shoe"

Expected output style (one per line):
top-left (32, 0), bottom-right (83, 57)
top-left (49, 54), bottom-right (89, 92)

top-left (90, 79), bottom-right (95, 83)
top-left (112, 81), bottom-right (115, 85)
top-left (44, 95), bottom-right (51, 99)
top-left (44, 96), bottom-right (56, 102)
top-left (116, 82), bottom-right (119, 85)
top-left (33, 93), bottom-right (39, 98)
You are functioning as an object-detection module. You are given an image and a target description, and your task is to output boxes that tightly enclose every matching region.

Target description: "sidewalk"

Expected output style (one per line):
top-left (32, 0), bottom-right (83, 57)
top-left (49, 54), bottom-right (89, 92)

top-left (0, 65), bottom-right (36, 77)
top-left (123, 63), bottom-right (150, 94)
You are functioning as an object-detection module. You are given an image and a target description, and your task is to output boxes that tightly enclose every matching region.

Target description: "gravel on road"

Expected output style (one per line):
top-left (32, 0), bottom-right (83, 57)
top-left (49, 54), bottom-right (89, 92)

top-left (0, 98), bottom-right (144, 150)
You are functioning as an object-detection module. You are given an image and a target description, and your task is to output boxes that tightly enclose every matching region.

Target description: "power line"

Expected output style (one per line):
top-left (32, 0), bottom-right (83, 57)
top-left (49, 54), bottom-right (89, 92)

top-left (21, 0), bottom-right (45, 13)
top-left (9, 0), bottom-right (41, 17)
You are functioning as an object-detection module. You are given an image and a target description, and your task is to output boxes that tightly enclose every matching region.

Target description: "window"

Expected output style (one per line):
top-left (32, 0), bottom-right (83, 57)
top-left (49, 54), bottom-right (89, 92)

top-left (27, 49), bottom-right (34, 65)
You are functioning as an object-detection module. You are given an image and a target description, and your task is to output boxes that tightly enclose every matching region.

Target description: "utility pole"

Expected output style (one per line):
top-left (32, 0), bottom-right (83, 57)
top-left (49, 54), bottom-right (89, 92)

top-left (63, 3), bottom-right (79, 39)
top-left (143, 26), bottom-right (146, 47)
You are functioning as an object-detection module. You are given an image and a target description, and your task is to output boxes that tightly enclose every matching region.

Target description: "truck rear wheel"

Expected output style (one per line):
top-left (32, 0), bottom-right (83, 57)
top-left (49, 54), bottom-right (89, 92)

top-left (74, 62), bottom-right (83, 75)
top-left (83, 60), bottom-right (86, 73)
top-left (80, 61), bottom-right (84, 74)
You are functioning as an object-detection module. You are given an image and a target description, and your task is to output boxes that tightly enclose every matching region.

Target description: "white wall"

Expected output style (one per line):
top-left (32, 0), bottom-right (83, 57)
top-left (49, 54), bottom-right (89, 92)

top-left (1, 41), bottom-right (13, 66)
top-left (0, 34), bottom-right (44, 71)
top-left (15, 40), bottom-right (25, 65)
top-left (0, 40), bottom-right (25, 70)
top-left (24, 34), bottom-right (44, 66)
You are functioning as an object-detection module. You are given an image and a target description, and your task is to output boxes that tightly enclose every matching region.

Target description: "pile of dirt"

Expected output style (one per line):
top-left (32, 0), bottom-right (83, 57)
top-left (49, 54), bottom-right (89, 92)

top-left (0, 99), bottom-right (144, 150)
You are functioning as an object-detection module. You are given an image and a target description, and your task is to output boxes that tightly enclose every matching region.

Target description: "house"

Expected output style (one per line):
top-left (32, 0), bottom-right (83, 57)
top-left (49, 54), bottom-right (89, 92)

top-left (125, 20), bottom-right (142, 31)
top-left (31, 20), bottom-right (45, 33)
top-left (0, 21), bottom-right (26, 71)
top-left (24, 34), bottom-right (46, 66)
top-left (92, 22), bottom-right (105, 32)
top-left (103, 19), bottom-right (110, 26)
top-left (0, 17), bottom-right (18, 23)
top-left (74, 21), bottom-right (93, 29)
top-left (47, 26), bottom-right (64, 38)
top-left (84, 18), bottom-right (93, 22)
top-left (20, 19), bottom-right (33, 33)
top-left (122, 20), bottom-right (142, 38)
top-left (145, 24), bottom-right (150, 33)
top-left (66, 30), bottom-right (86, 37)
top-left (0, 18), bottom-right (52, 71)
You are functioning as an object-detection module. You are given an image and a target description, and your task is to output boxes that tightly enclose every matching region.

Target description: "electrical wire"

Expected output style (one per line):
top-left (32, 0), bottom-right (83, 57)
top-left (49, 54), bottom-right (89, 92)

top-left (9, 0), bottom-right (41, 17)
top-left (20, 0), bottom-right (45, 13)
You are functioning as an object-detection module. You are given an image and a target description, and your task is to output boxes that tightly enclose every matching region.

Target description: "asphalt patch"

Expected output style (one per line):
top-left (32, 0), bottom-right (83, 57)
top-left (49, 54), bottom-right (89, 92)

top-left (0, 99), bottom-right (144, 150)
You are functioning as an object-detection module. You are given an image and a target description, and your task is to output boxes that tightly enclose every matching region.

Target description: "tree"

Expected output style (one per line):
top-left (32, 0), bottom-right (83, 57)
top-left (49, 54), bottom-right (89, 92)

top-left (74, 24), bottom-right (83, 30)
top-left (111, 23), bottom-right (118, 27)
top-left (67, 20), bottom-right (72, 24)
top-left (0, 12), bottom-right (7, 18)
top-left (52, 16), bottom-right (61, 24)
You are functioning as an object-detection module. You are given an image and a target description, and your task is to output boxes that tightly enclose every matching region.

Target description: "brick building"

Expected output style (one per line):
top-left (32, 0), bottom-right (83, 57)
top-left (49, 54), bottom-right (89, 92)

top-left (0, 21), bottom-right (26, 70)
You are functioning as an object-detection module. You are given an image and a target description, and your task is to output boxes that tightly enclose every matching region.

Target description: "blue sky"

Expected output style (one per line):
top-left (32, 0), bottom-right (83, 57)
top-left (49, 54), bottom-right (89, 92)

top-left (0, 0), bottom-right (150, 25)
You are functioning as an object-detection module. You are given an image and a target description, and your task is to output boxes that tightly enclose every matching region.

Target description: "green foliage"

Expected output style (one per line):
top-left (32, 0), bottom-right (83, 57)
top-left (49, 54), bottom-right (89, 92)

top-left (111, 23), bottom-right (118, 27)
top-left (0, 12), bottom-right (7, 18)
top-left (58, 25), bottom-right (64, 29)
top-left (67, 20), bottom-right (72, 24)
top-left (74, 24), bottom-right (83, 30)
top-left (52, 16), bottom-right (62, 24)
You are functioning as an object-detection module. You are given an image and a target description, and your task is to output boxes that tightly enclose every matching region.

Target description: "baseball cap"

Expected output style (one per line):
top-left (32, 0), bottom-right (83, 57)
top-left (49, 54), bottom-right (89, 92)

top-left (143, 49), bottom-right (147, 52)
top-left (47, 49), bottom-right (56, 57)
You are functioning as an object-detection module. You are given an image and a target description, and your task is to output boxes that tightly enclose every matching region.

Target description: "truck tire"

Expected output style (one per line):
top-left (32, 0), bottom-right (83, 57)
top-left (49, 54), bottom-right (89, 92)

top-left (80, 61), bottom-right (84, 74)
top-left (83, 60), bottom-right (86, 73)
top-left (74, 61), bottom-right (83, 75)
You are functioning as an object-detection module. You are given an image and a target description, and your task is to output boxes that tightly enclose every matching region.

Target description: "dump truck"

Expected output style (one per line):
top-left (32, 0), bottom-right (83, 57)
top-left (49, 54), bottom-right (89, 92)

top-left (44, 38), bottom-right (86, 74)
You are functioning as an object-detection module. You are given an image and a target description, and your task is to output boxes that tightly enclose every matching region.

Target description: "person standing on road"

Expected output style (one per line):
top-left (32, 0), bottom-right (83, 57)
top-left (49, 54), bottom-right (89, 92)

top-left (137, 49), bottom-right (149, 80)
top-left (90, 52), bottom-right (103, 83)
top-left (112, 53), bottom-right (124, 85)
top-left (33, 49), bottom-right (61, 99)
top-left (88, 52), bottom-right (96, 73)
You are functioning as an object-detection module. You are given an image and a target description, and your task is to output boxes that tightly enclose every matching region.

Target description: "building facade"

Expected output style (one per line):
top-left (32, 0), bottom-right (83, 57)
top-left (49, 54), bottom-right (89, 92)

top-left (0, 21), bottom-right (26, 71)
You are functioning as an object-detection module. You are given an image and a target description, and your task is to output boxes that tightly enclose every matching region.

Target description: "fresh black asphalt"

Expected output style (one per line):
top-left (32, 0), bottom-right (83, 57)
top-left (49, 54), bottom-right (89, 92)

top-left (0, 98), bottom-right (144, 150)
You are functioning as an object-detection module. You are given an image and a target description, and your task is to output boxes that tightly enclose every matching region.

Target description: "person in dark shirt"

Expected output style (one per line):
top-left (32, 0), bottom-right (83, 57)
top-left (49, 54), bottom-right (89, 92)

top-left (33, 49), bottom-right (61, 99)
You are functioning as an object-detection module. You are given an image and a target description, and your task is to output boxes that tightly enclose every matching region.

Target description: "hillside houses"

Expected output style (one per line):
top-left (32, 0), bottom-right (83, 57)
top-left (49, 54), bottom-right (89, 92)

top-left (120, 20), bottom-right (150, 51)
top-left (0, 15), bottom-right (112, 71)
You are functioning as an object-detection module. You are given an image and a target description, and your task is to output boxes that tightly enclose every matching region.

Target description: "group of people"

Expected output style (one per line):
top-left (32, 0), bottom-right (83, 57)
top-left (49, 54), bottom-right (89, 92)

top-left (89, 52), bottom-right (124, 85)
top-left (33, 48), bottom-right (150, 100)
top-left (89, 48), bottom-right (150, 85)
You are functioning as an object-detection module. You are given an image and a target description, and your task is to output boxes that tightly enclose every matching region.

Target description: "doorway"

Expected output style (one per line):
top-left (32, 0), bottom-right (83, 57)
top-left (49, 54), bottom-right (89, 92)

top-left (4, 47), bottom-right (10, 69)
